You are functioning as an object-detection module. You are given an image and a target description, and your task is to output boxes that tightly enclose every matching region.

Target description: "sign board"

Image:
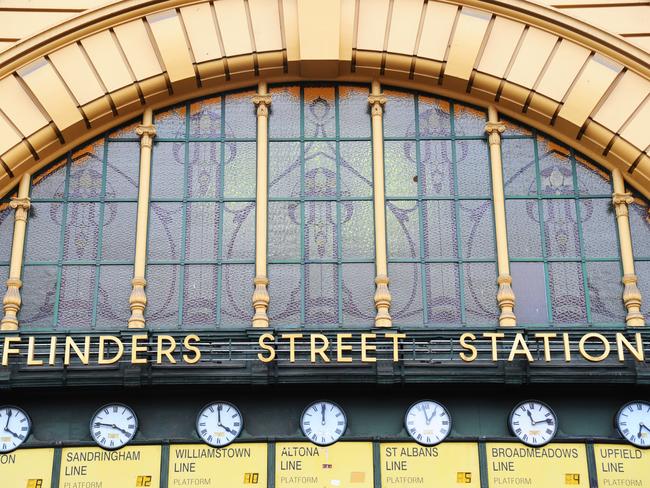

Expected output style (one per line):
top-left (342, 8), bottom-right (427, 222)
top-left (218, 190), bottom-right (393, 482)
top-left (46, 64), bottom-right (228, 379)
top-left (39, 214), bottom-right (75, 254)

top-left (275, 442), bottom-right (373, 488)
top-left (380, 442), bottom-right (480, 487)
top-left (594, 444), bottom-right (650, 487)
top-left (168, 443), bottom-right (267, 487)
top-left (0, 448), bottom-right (54, 488)
top-left (60, 445), bottom-right (161, 488)
top-left (486, 443), bottom-right (589, 487)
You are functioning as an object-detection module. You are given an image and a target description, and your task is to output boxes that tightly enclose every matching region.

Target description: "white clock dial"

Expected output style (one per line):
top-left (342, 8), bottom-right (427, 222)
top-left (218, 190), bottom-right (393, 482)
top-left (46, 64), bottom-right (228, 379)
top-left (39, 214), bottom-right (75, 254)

top-left (301, 401), bottom-right (347, 446)
top-left (616, 401), bottom-right (650, 448)
top-left (0, 406), bottom-right (31, 453)
top-left (90, 404), bottom-right (138, 450)
top-left (404, 400), bottom-right (451, 446)
top-left (196, 402), bottom-right (243, 447)
top-left (509, 400), bottom-right (558, 447)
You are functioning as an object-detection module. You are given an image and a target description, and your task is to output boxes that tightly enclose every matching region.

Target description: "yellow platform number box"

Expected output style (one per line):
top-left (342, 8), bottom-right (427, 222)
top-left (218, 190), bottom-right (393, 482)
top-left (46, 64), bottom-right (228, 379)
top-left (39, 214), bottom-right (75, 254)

top-left (0, 448), bottom-right (54, 488)
top-left (168, 443), bottom-right (267, 487)
top-left (276, 442), bottom-right (373, 488)
top-left (486, 443), bottom-right (589, 488)
top-left (59, 445), bottom-right (161, 488)
top-left (595, 444), bottom-right (650, 487)
top-left (380, 442), bottom-right (480, 487)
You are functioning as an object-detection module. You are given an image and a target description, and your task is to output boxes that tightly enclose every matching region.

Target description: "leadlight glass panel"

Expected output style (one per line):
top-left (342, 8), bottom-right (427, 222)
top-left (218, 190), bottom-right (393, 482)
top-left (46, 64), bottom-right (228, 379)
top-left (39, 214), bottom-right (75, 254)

top-left (267, 85), bottom-right (375, 327)
top-left (0, 199), bottom-right (13, 263)
top-left (383, 90), bottom-right (497, 326)
top-left (629, 201), bottom-right (650, 317)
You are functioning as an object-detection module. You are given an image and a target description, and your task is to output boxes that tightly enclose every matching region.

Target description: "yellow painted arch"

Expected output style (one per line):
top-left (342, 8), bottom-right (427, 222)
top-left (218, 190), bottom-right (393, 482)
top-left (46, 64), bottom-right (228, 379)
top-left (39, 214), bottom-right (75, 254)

top-left (0, 0), bottom-right (648, 199)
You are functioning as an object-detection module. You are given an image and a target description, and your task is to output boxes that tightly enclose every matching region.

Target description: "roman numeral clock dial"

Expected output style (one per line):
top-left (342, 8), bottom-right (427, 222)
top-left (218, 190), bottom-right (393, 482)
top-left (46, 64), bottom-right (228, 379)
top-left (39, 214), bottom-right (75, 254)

top-left (405, 400), bottom-right (452, 446)
top-left (301, 401), bottom-right (347, 446)
top-left (196, 401), bottom-right (243, 447)
top-left (0, 406), bottom-right (31, 453)
top-left (615, 400), bottom-right (650, 448)
top-left (509, 400), bottom-right (558, 447)
top-left (90, 403), bottom-right (138, 450)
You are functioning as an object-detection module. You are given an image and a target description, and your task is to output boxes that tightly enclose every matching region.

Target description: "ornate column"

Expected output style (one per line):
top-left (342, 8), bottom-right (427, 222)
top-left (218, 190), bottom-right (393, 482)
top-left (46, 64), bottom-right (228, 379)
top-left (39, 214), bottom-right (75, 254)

top-left (485, 106), bottom-right (516, 326)
top-left (128, 108), bottom-right (156, 328)
top-left (1, 174), bottom-right (31, 330)
top-left (252, 82), bottom-right (271, 327)
top-left (368, 80), bottom-right (391, 327)
top-left (612, 168), bottom-right (644, 327)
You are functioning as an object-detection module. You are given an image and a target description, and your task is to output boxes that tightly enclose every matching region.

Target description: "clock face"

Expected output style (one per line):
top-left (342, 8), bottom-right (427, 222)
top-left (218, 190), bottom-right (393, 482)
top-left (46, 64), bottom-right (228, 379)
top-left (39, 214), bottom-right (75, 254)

top-left (509, 400), bottom-right (558, 447)
top-left (404, 400), bottom-right (452, 446)
top-left (90, 404), bottom-right (138, 450)
top-left (196, 402), bottom-right (243, 447)
top-left (0, 406), bottom-right (31, 453)
top-left (616, 401), bottom-right (650, 448)
top-left (301, 401), bottom-right (347, 446)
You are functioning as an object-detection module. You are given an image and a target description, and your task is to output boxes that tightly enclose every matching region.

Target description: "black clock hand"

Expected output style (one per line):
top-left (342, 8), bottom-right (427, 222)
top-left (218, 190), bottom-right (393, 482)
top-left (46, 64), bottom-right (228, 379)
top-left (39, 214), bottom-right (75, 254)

top-left (526, 410), bottom-right (537, 425)
top-left (220, 424), bottom-right (238, 436)
top-left (217, 404), bottom-right (222, 424)
top-left (425, 408), bottom-right (435, 424)
top-left (4, 428), bottom-right (21, 439)
top-left (94, 422), bottom-right (130, 436)
top-left (640, 423), bottom-right (650, 434)
top-left (4, 409), bottom-right (11, 431)
top-left (321, 403), bottom-right (326, 425)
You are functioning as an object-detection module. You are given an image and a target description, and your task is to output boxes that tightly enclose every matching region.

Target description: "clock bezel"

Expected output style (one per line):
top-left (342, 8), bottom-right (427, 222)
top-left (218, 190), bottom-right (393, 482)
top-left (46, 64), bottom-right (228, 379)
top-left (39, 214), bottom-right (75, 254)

top-left (403, 399), bottom-right (452, 446)
top-left (195, 400), bottom-right (244, 448)
top-left (508, 399), bottom-right (558, 448)
top-left (615, 400), bottom-right (650, 449)
top-left (300, 400), bottom-right (347, 447)
top-left (0, 405), bottom-right (32, 453)
top-left (89, 402), bottom-right (139, 451)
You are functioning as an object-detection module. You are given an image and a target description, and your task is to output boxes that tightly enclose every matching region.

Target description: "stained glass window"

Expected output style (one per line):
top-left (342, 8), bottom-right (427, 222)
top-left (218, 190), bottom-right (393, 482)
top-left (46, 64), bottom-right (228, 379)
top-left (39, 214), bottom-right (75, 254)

top-left (384, 90), bottom-right (498, 326)
top-left (147, 93), bottom-right (256, 328)
top-left (503, 126), bottom-right (624, 325)
top-left (0, 196), bottom-right (12, 297)
top-left (267, 85), bottom-right (375, 326)
top-left (629, 199), bottom-right (650, 318)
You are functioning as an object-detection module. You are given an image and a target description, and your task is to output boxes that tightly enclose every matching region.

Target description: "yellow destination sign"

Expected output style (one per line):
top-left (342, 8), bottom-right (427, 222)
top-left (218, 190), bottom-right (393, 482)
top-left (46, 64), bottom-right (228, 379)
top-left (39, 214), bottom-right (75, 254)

top-left (486, 443), bottom-right (589, 487)
top-left (0, 448), bottom-right (54, 488)
top-left (595, 444), bottom-right (650, 487)
top-left (276, 442), bottom-right (373, 488)
top-left (380, 442), bottom-right (480, 487)
top-left (60, 445), bottom-right (161, 488)
top-left (168, 443), bottom-right (267, 487)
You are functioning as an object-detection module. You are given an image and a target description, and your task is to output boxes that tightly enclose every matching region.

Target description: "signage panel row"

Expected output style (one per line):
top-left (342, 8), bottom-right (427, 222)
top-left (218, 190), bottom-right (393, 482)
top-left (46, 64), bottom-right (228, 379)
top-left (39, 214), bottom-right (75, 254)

top-left (1, 442), bottom-right (649, 487)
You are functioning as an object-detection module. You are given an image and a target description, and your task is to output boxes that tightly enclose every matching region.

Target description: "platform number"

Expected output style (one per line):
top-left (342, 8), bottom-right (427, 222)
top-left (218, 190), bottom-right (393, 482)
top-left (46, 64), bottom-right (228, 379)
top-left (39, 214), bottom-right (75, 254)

top-left (136, 475), bottom-right (152, 487)
top-left (456, 472), bottom-right (472, 484)
top-left (565, 473), bottom-right (580, 485)
top-left (244, 473), bottom-right (259, 484)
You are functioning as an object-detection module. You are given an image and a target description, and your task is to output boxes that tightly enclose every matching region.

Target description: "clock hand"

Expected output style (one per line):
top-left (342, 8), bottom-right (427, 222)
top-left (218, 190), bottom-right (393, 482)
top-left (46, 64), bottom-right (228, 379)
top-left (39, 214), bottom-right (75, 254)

top-left (4, 409), bottom-right (11, 431)
top-left (526, 410), bottom-right (537, 425)
top-left (640, 423), bottom-right (650, 434)
top-left (321, 403), bottom-right (326, 426)
top-left (219, 424), bottom-right (238, 436)
top-left (4, 428), bottom-right (21, 439)
top-left (217, 404), bottom-right (222, 425)
top-left (425, 408), bottom-right (435, 425)
top-left (94, 422), bottom-right (131, 436)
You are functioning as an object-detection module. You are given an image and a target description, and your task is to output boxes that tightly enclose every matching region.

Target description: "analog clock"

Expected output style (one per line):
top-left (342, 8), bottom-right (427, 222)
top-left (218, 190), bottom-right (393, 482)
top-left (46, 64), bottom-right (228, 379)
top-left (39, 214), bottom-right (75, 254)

top-left (90, 403), bottom-right (138, 450)
top-left (301, 401), bottom-right (347, 446)
top-left (615, 400), bottom-right (650, 448)
top-left (0, 406), bottom-right (31, 453)
top-left (196, 402), bottom-right (243, 447)
top-left (509, 400), bottom-right (558, 447)
top-left (404, 400), bottom-right (452, 446)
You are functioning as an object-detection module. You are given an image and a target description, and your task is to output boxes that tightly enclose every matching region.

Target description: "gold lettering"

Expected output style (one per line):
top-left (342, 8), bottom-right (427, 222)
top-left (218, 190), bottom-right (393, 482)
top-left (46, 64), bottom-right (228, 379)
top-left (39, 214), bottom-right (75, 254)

top-left (280, 333), bottom-right (303, 363)
top-left (534, 333), bottom-right (556, 362)
top-left (48, 336), bottom-right (57, 365)
top-left (563, 333), bottom-right (572, 362)
top-left (131, 334), bottom-right (148, 364)
top-left (257, 333), bottom-right (276, 363)
top-left (336, 333), bottom-right (352, 363)
top-left (578, 333), bottom-right (610, 362)
top-left (27, 336), bottom-right (43, 366)
top-left (385, 332), bottom-right (406, 362)
top-left (98, 336), bottom-right (124, 365)
top-left (156, 335), bottom-right (177, 364)
top-left (508, 333), bottom-right (534, 362)
top-left (64, 336), bottom-right (90, 365)
top-left (2, 337), bottom-right (20, 366)
top-left (483, 332), bottom-right (504, 361)
top-left (459, 333), bottom-right (477, 362)
top-left (311, 334), bottom-right (330, 363)
top-left (616, 332), bottom-right (644, 362)
top-left (361, 333), bottom-right (377, 363)
top-left (183, 334), bottom-right (201, 364)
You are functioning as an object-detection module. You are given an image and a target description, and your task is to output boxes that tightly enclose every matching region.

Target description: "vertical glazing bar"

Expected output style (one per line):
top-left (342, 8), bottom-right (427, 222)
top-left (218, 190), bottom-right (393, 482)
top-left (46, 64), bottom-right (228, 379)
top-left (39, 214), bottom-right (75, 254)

top-left (1, 174), bottom-right (31, 330)
top-left (128, 108), bottom-right (157, 329)
top-left (485, 106), bottom-right (516, 327)
top-left (368, 80), bottom-right (391, 327)
top-left (612, 168), bottom-right (644, 327)
top-left (252, 82), bottom-right (272, 327)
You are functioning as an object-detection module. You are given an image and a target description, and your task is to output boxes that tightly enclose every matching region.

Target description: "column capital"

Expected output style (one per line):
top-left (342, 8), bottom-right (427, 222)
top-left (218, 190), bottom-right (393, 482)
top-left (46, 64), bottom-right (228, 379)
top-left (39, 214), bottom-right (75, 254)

top-left (136, 124), bottom-right (156, 148)
top-left (612, 192), bottom-right (634, 217)
top-left (10, 196), bottom-right (31, 222)
top-left (253, 93), bottom-right (272, 117)
top-left (484, 121), bottom-right (506, 145)
top-left (368, 94), bottom-right (387, 116)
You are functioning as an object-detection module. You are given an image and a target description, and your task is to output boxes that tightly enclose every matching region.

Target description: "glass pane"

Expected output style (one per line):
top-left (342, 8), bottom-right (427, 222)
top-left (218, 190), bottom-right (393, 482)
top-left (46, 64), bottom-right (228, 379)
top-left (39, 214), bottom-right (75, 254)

top-left (0, 265), bottom-right (6, 293)
top-left (268, 202), bottom-right (301, 261)
top-left (387, 201), bottom-right (420, 259)
top-left (455, 140), bottom-right (490, 197)
top-left (506, 200), bottom-right (542, 258)
top-left (339, 86), bottom-right (370, 138)
top-left (419, 97), bottom-right (451, 137)
top-left (587, 261), bottom-right (624, 324)
top-left (190, 97), bottom-right (222, 139)
top-left (580, 199), bottom-right (618, 258)
top-left (543, 200), bottom-right (580, 258)
top-left (384, 90), bottom-right (415, 138)
top-left (224, 91), bottom-right (256, 139)
top-left (538, 137), bottom-right (574, 195)
top-left (305, 201), bottom-right (338, 260)
top-left (419, 140), bottom-right (453, 197)
top-left (148, 203), bottom-right (183, 261)
top-left (425, 263), bottom-right (461, 323)
top-left (106, 141), bottom-right (139, 199)
top-left (188, 142), bottom-right (221, 199)
top-left (340, 141), bottom-right (373, 198)
top-left (0, 203), bottom-right (13, 262)
top-left (31, 160), bottom-right (67, 199)
top-left (25, 202), bottom-right (63, 263)
top-left (636, 261), bottom-right (650, 318)
top-left (460, 200), bottom-right (495, 259)
top-left (422, 200), bottom-right (457, 259)
top-left (453, 104), bottom-right (486, 136)
top-left (62, 202), bottom-right (101, 261)
top-left (96, 265), bottom-right (132, 328)
top-left (575, 155), bottom-right (611, 195)
top-left (341, 263), bottom-right (374, 325)
top-left (548, 261), bottom-right (587, 324)
top-left (511, 262), bottom-right (548, 324)
top-left (220, 264), bottom-right (253, 326)
top-left (222, 202), bottom-right (255, 261)
top-left (269, 86), bottom-right (300, 139)
top-left (151, 142), bottom-right (185, 199)
top-left (69, 140), bottom-right (104, 199)
top-left (57, 265), bottom-right (95, 327)
top-left (101, 202), bottom-right (136, 261)
top-left (185, 202), bottom-right (220, 262)
top-left (304, 87), bottom-right (335, 138)
top-left (147, 265), bottom-right (180, 327)
top-left (341, 201), bottom-right (374, 260)
top-left (269, 142), bottom-right (301, 198)
top-left (183, 264), bottom-right (217, 327)
top-left (20, 266), bottom-right (58, 327)
top-left (154, 104), bottom-right (186, 139)
top-left (108, 120), bottom-right (139, 139)
top-left (463, 262), bottom-right (498, 325)
top-left (502, 138), bottom-right (536, 196)
top-left (502, 118), bottom-right (532, 137)
top-left (385, 141), bottom-right (418, 197)
top-left (305, 263), bottom-right (338, 325)
top-left (223, 142), bottom-right (255, 198)
top-left (388, 263), bottom-right (423, 325)
top-left (629, 202), bottom-right (650, 258)
top-left (268, 264), bottom-right (302, 324)
top-left (304, 141), bottom-right (337, 197)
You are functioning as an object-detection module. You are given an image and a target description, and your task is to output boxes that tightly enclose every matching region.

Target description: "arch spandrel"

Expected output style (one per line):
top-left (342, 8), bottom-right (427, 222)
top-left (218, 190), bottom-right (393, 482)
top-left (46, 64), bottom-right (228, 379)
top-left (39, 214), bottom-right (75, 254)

top-left (0, 0), bottom-right (648, 200)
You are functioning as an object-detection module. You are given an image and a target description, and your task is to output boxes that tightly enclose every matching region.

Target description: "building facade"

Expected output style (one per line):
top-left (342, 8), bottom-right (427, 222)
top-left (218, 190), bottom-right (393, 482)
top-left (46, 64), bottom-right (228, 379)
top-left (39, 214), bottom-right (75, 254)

top-left (0, 1), bottom-right (649, 487)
